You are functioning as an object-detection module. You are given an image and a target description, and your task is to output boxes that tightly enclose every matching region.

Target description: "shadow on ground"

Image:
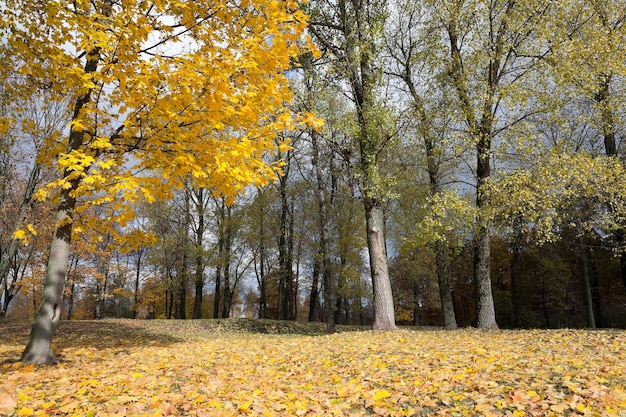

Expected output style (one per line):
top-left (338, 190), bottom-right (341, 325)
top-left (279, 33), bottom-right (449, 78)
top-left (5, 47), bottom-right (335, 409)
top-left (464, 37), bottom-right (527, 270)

top-left (0, 319), bottom-right (183, 363)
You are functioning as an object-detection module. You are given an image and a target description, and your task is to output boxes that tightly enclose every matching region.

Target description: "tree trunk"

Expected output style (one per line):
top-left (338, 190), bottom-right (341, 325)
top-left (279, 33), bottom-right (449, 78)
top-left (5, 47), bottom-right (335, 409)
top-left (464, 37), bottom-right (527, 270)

top-left (510, 243), bottom-right (521, 328)
top-left (590, 255), bottom-right (602, 328)
top-left (213, 209), bottom-right (223, 319)
top-left (311, 130), bottom-right (334, 332)
top-left (256, 189), bottom-right (268, 319)
top-left (365, 201), bottom-right (396, 330)
top-left (176, 279), bottom-right (186, 319)
top-left (413, 284), bottom-right (420, 326)
top-left (213, 265), bottom-right (221, 319)
top-left (21, 180), bottom-right (78, 364)
top-left (192, 188), bottom-right (205, 319)
top-left (579, 238), bottom-right (596, 328)
top-left (222, 287), bottom-right (232, 319)
top-left (308, 257), bottom-right (321, 322)
top-left (20, 0), bottom-right (113, 362)
top-left (277, 171), bottom-right (291, 321)
top-left (193, 277), bottom-right (203, 319)
top-left (475, 225), bottom-right (498, 329)
top-left (131, 247), bottom-right (143, 319)
top-left (435, 241), bottom-right (457, 329)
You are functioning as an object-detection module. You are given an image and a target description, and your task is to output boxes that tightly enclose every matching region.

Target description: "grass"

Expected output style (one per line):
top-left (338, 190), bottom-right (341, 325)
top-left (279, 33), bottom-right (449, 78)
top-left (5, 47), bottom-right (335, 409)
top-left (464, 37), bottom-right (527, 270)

top-left (1, 319), bottom-right (625, 416)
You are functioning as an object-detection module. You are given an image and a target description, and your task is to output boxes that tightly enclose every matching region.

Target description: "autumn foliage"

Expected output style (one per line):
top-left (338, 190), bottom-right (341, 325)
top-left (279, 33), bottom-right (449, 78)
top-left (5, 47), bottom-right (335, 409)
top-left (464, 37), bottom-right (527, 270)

top-left (1, 320), bottom-right (625, 416)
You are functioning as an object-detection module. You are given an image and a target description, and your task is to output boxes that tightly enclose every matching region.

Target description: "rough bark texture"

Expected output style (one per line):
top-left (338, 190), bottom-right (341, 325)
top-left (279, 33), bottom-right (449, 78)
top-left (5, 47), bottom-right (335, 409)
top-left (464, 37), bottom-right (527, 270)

top-left (21, 37), bottom-right (104, 362)
top-left (447, 12), bottom-right (499, 330)
top-left (474, 228), bottom-right (498, 329)
top-left (309, 0), bottom-right (396, 330)
top-left (21, 179), bottom-right (78, 364)
top-left (365, 202), bottom-right (396, 330)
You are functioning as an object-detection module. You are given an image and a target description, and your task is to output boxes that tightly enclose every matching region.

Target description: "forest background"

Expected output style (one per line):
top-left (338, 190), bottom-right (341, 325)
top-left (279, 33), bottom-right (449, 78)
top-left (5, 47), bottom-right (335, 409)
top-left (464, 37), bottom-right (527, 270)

top-left (1, 0), bottom-right (626, 337)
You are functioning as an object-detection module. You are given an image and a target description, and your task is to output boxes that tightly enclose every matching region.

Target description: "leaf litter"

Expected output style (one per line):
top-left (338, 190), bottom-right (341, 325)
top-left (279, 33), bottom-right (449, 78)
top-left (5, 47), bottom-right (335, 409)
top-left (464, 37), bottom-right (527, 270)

top-left (0, 319), bottom-right (624, 416)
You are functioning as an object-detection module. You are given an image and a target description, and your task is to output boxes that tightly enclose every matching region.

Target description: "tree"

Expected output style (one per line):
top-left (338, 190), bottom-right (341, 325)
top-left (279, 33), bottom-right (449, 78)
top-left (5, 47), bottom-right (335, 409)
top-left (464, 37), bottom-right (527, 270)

top-left (546, 0), bottom-right (626, 290)
top-left (430, 0), bottom-right (555, 328)
top-left (309, 0), bottom-right (397, 330)
top-left (385, 0), bottom-right (462, 329)
top-left (1, 0), bottom-right (314, 364)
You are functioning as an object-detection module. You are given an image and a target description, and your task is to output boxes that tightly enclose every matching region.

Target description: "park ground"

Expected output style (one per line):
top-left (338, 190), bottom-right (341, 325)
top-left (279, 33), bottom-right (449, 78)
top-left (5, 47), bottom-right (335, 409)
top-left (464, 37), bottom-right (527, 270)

top-left (0, 319), bottom-right (625, 416)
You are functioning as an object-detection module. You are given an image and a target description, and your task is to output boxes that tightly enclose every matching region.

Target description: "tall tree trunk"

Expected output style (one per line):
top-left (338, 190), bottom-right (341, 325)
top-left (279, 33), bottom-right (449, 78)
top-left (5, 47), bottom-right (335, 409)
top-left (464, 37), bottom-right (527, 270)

top-left (213, 199), bottom-right (225, 319)
top-left (222, 286), bottom-right (232, 319)
top-left (213, 262), bottom-right (222, 319)
top-left (400, 53), bottom-right (458, 330)
top-left (221, 210), bottom-right (233, 319)
top-left (192, 189), bottom-right (205, 319)
top-left (256, 189), bottom-right (268, 319)
top-left (308, 256), bottom-right (321, 322)
top-left (65, 255), bottom-right (78, 321)
top-left (435, 241), bottom-right (457, 329)
top-left (311, 130), bottom-right (334, 332)
top-left (510, 241), bottom-right (521, 328)
top-left (20, 0), bottom-right (111, 364)
top-left (365, 201), bottom-right (396, 330)
top-left (309, 0), bottom-right (396, 330)
top-left (579, 237), bottom-right (596, 328)
top-left (21, 176), bottom-right (80, 364)
top-left (277, 169), bottom-right (291, 321)
top-left (176, 279), bottom-right (186, 319)
top-left (193, 276), bottom-right (203, 319)
top-left (590, 255), bottom-right (602, 328)
top-left (131, 247), bottom-right (144, 319)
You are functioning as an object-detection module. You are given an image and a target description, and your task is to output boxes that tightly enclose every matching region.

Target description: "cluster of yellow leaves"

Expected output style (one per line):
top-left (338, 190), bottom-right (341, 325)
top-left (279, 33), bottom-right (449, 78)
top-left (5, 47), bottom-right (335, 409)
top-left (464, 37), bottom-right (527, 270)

top-left (1, 0), bottom-right (320, 243)
top-left (0, 320), bottom-right (624, 417)
top-left (487, 152), bottom-right (626, 244)
top-left (410, 190), bottom-right (477, 247)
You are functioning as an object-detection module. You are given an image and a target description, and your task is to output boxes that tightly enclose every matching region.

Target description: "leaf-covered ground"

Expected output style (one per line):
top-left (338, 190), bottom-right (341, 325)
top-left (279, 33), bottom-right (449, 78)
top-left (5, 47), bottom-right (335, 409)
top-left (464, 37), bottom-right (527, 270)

top-left (1, 319), bottom-right (625, 416)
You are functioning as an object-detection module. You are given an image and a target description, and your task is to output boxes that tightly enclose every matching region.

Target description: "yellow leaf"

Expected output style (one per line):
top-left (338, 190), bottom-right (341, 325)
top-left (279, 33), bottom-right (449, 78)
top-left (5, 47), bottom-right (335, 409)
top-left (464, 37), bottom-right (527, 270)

top-left (12, 229), bottom-right (26, 240)
top-left (238, 402), bottom-right (252, 410)
top-left (373, 389), bottom-right (391, 402)
top-left (17, 407), bottom-right (34, 416)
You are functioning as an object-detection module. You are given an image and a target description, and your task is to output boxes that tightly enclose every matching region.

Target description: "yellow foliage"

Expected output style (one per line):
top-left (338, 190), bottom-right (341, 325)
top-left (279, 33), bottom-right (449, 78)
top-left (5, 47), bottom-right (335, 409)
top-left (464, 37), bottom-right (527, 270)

top-left (0, 321), bottom-right (624, 416)
top-left (488, 152), bottom-right (626, 245)
top-left (0, 0), bottom-right (317, 240)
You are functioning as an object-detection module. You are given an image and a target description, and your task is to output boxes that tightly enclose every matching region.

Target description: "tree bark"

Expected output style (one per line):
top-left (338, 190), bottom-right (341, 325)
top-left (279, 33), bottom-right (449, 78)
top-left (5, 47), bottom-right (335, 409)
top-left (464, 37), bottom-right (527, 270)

top-left (21, 175), bottom-right (79, 364)
top-left (308, 256), bottom-right (321, 322)
top-left (277, 166), bottom-right (292, 321)
top-left (20, 32), bottom-right (106, 362)
top-left (435, 241), bottom-right (457, 329)
top-left (474, 227), bottom-right (498, 329)
top-left (311, 130), bottom-right (335, 332)
top-left (447, 13), bottom-right (499, 330)
top-left (365, 201), bottom-right (396, 330)
top-left (192, 189), bottom-right (205, 319)
top-left (256, 189), bottom-right (268, 319)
